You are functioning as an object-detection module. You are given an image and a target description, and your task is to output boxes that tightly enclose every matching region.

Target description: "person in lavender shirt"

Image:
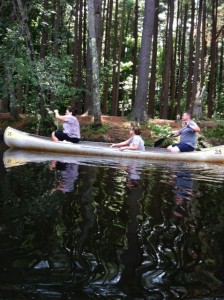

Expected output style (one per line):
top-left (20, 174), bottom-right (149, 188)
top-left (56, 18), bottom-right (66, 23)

top-left (51, 106), bottom-right (80, 143)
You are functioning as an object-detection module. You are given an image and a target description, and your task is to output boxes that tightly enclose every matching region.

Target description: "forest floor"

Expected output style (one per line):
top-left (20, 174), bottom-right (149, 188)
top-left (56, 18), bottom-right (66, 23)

top-left (0, 113), bottom-right (224, 147)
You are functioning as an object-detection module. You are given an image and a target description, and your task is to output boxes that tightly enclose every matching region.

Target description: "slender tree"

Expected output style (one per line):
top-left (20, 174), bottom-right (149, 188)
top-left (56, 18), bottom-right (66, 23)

top-left (87, 0), bottom-right (102, 125)
top-left (207, 0), bottom-right (218, 117)
top-left (160, 0), bottom-right (174, 119)
top-left (131, 0), bottom-right (155, 121)
top-left (148, 0), bottom-right (159, 118)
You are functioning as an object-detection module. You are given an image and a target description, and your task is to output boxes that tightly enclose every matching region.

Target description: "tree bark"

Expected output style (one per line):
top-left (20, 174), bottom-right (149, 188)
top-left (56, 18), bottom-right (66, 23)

top-left (186, 0), bottom-right (195, 111)
top-left (148, 0), bottom-right (159, 118)
top-left (87, 0), bottom-right (102, 125)
top-left (192, 0), bottom-right (203, 118)
top-left (207, 0), bottom-right (218, 118)
top-left (160, 0), bottom-right (174, 119)
top-left (131, 0), bottom-right (155, 121)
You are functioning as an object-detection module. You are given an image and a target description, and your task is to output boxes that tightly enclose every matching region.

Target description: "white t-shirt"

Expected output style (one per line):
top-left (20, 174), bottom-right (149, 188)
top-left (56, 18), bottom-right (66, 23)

top-left (129, 135), bottom-right (145, 151)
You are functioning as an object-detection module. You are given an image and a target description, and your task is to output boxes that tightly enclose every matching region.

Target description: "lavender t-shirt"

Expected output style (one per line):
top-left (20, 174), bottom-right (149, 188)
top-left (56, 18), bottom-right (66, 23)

top-left (63, 115), bottom-right (80, 138)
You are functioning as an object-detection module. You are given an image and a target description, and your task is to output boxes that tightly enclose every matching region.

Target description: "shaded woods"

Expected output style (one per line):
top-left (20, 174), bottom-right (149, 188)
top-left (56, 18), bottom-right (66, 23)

top-left (0, 0), bottom-right (224, 128)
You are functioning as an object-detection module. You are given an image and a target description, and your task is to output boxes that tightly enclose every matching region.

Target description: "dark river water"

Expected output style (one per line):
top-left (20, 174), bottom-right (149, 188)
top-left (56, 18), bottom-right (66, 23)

top-left (1, 141), bottom-right (224, 300)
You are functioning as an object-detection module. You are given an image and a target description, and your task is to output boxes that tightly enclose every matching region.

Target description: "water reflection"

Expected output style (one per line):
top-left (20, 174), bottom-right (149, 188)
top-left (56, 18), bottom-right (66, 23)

top-left (1, 148), bottom-right (224, 299)
top-left (49, 161), bottom-right (79, 193)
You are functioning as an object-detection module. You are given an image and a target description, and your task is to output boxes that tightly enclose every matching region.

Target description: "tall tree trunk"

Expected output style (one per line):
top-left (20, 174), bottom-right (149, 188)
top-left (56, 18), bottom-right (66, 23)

top-left (53, 0), bottom-right (61, 56)
top-left (160, 0), bottom-right (174, 119)
top-left (131, 0), bottom-right (155, 121)
top-left (192, 0), bottom-right (203, 117)
top-left (102, 0), bottom-right (113, 114)
top-left (111, 0), bottom-right (125, 116)
top-left (176, 1), bottom-right (188, 116)
top-left (147, 0), bottom-right (159, 118)
top-left (186, 0), bottom-right (195, 111)
top-left (39, 0), bottom-right (49, 59)
top-left (131, 0), bottom-right (139, 108)
top-left (200, 0), bottom-right (206, 88)
top-left (169, 0), bottom-right (180, 119)
top-left (207, 0), bottom-right (218, 118)
top-left (87, 0), bottom-right (102, 125)
top-left (111, 0), bottom-right (119, 115)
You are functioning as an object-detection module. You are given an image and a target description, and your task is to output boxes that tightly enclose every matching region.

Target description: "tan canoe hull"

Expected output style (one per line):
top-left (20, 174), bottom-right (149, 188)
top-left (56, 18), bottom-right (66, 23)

top-left (3, 126), bottom-right (224, 163)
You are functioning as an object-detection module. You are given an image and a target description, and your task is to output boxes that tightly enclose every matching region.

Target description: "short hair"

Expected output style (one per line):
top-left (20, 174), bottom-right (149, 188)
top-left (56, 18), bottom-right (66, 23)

top-left (184, 111), bottom-right (191, 118)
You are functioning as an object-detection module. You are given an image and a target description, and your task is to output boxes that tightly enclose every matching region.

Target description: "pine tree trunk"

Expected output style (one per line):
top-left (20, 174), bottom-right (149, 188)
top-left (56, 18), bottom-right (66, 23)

top-left (39, 0), bottom-right (49, 59)
top-left (148, 0), bottom-right (159, 118)
top-left (176, 2), bottom-right (188, 116)
top-left (207, 0), bottom-right (218, 118)
top-left (131, 0), bottom-right (155, 121)
top-left (160, 0), bottom-right (174, 119)
top-left (186, 0), bottom-right (195, 111)
top-left (192, 0), bottom-right (203, 117)
top-left (87, 0), bottom-right (102, 125)
top-left (102, 0), bottom-right (113, 114)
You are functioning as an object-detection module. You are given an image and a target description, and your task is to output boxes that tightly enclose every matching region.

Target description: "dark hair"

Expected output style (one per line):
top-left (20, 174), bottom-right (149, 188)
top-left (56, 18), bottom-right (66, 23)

top-left (67, 106), bottom-right (76, 116)
top-left (131, 126), bottom-right (141, 135)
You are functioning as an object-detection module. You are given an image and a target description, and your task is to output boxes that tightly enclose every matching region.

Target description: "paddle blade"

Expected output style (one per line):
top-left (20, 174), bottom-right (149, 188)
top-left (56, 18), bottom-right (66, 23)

top-left (154, 137), bottom-right (166, 147)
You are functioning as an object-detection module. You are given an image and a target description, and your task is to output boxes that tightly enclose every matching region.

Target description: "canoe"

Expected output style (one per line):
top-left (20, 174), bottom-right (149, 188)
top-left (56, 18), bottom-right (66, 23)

top-left (3, 126), bottom-right (224, 163)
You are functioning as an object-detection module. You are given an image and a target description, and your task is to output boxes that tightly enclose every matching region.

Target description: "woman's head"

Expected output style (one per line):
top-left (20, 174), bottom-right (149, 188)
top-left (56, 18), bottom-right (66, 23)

top-left (66, 106), bottom-right (76, 116)
top-left (130, 126), bottom-right (141, 135)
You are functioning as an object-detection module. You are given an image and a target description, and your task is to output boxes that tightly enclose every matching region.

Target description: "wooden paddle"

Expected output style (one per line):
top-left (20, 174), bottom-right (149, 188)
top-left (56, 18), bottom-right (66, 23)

top-left (154, 134), bottom-right (174, 147)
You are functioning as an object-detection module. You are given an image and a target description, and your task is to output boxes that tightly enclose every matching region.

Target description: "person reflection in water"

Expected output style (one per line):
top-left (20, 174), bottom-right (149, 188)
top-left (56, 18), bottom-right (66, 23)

top-left (49, 161), bottom-right (79, 193)
top-left (172, 171), bottom-right (194, 218)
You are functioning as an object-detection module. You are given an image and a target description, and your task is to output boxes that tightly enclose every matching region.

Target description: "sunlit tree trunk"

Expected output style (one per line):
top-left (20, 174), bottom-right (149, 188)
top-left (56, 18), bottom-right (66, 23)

top-left (131, 0), bottom-right (155, 121)
top-left (87, 0), bottom-right (102, 125)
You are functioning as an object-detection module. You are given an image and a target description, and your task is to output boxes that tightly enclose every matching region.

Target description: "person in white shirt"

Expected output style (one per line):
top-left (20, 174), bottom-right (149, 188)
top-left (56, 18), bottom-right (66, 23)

top-left (110, 126), bottom-right (145, 151)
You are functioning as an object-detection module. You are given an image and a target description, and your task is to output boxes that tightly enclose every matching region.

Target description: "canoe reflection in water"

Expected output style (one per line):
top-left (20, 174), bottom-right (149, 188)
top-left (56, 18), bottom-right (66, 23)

top-left (49, 160), bottom-right (79, 193)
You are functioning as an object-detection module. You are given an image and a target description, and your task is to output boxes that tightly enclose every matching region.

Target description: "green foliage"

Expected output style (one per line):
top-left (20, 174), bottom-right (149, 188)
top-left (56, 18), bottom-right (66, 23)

top-left (203, 122), bottom-right (224, 139)
top-left (147, 123), bottom-right (173, 147)
top-left (148, 123), bottom-right (172, 138)
top-left (82, 123), bottom-right (110, 136)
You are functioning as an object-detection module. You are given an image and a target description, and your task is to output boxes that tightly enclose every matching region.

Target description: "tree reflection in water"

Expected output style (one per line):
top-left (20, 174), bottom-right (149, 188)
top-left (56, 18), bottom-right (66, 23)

top-left (1, 156), bottom-right (224, 299)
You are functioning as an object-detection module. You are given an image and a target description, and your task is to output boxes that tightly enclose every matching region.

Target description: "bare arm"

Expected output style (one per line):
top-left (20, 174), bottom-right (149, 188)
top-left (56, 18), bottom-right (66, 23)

top-left (110, 139), bottom-right (130, 148)
top-left (54, 110), bottom-right (67, 122)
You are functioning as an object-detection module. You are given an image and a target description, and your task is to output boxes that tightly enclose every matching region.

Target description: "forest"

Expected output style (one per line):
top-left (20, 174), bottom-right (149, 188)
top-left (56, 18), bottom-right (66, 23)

top-left (0, 0), bottom-right (223, 127)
